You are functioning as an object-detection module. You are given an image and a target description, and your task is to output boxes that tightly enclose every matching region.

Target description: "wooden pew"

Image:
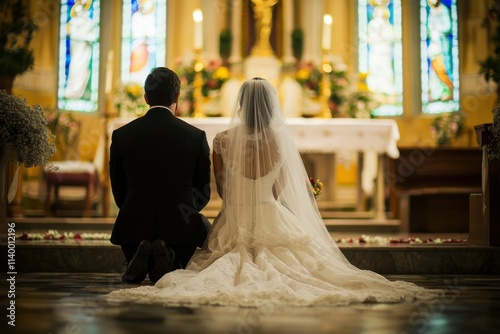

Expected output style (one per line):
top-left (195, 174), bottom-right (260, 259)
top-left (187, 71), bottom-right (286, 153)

top-left (386, 147), bottom-right (482, 233)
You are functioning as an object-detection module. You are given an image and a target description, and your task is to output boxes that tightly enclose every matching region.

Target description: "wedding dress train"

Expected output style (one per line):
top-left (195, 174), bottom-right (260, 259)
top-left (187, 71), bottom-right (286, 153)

top-left (105, 139), bottom-right (438, 307)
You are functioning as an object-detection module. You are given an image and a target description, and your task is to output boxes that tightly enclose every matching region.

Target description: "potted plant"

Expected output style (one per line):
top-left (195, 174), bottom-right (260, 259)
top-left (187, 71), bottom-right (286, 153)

top-left (478, 1), bottom-right (500, 160)
top-left (1, 90), bottom-right (55, 224)
top-left (0, 0), bottom-right (37, 93)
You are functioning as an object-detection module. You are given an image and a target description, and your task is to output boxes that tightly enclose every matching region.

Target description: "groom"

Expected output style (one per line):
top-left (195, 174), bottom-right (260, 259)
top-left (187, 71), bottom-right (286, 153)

top-left (109, 67), bottom-right (211, 284)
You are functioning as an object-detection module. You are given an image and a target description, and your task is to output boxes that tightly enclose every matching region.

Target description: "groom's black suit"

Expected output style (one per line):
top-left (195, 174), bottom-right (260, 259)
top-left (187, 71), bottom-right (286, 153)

top-left (109, 107), bottom-right (211, 265)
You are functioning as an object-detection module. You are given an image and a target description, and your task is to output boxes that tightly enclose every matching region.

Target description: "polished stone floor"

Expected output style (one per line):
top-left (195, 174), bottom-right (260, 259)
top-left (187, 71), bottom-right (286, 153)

top-left (1, 272), bottom-right (499, 334)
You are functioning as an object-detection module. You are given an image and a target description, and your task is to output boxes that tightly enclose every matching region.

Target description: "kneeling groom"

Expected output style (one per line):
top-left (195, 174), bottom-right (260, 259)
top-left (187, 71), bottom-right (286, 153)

top-left (109, 67), bottom-right (211, 283)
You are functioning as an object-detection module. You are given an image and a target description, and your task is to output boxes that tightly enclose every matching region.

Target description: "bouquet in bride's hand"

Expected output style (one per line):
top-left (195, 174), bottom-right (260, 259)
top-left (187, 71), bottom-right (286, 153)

top-left (309, 178), bottom-right (323, 199)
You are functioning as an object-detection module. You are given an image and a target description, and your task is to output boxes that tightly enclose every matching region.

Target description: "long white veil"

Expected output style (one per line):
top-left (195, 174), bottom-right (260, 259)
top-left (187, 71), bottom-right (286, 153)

top-left (209, 77), bottom-right (353, 263)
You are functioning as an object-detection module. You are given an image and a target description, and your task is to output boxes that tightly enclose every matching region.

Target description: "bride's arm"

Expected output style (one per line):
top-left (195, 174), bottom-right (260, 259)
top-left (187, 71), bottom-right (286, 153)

top-left (213, 151), bottom-right (224, 199)
top-left (212, 132), bottom-right (226, 199)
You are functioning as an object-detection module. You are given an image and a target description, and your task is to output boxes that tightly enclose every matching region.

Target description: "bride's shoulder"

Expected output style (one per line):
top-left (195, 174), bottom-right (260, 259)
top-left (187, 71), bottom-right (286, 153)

top-left (213, 130), bottom-right (229, 154)
top-left (216, 130), bottom-right (229, 137)
top-left (214, 130), bottom-right (229, 142)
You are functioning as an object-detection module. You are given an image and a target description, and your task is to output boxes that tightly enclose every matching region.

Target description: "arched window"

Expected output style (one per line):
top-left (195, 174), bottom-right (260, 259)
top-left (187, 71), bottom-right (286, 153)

top-left (121, 0), bottom-right (167, 84)
top-left (58, 0), bottom-right (101, 112)
top-left (420, 0), bottom-right (460, 114)
top-left (358, 0), bottom-right (460, 117)
top-left (358, 0), bottom-right (403, 117)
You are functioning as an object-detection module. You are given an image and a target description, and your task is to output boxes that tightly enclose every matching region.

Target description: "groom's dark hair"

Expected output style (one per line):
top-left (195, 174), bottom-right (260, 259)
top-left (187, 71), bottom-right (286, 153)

top-left (144, 67), bottom-right (180, 106)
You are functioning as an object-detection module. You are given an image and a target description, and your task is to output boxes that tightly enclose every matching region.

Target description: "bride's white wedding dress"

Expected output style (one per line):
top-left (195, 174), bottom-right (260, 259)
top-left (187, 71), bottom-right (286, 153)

top-left (105, 132), bottom-right (438, 307)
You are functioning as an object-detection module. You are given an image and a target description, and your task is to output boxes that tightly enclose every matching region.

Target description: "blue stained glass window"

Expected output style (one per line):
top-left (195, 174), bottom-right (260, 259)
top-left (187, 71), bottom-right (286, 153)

top-left (58, 0), bottom-right (100, 112)
top-left (121, 0), bottom-right (166, 84)
top-left (420, 0), bottom-right (459, 114)
top-left (358, 0), bottom-right (403, 116)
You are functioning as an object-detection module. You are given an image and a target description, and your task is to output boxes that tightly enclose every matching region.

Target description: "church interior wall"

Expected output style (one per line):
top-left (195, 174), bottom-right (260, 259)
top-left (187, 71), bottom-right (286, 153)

top-left (10, 0), bottom-right (498, 182)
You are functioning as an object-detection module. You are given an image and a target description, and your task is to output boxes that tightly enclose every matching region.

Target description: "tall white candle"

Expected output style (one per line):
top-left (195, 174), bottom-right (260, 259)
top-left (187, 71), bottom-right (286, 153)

top-left (322, 14), bottom-right (332, 51)
top-left (193, 9), bottom-right (203, 50)
top-left (105, 50), bottom-right (114, 95)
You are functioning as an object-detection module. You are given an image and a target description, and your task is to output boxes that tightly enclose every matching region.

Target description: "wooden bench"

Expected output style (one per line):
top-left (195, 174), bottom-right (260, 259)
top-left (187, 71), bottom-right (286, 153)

top-left (44, 161), bottom-right (99, 217)
top-left (387, 147), bottom-right (482, 233)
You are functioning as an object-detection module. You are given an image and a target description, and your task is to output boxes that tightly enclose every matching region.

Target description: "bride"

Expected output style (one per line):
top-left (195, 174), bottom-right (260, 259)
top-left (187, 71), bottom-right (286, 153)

top-left (106, 78), bottom-right (439, 306)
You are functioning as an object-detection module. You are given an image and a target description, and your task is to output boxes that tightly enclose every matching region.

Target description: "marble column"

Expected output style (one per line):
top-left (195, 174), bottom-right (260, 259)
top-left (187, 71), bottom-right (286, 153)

top-left (282, 0), bottom-right (296, 65)
top-left (203, 0), bottom-right (222, 59)
top-left (301, 0), bottom-right (323, 65)
top-left (229, 0), bottom-right (243, 67)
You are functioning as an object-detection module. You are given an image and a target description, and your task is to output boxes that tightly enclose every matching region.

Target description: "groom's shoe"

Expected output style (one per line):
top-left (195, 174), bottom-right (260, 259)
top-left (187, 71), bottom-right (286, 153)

top-left (149, 239), bottom-right (176, 283)
top-left (122, 240), bottom-right (152, 284)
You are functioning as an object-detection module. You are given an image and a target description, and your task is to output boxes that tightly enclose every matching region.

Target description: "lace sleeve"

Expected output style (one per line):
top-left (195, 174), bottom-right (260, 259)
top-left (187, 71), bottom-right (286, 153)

top-left (213, 132), bottom-right (224, 155)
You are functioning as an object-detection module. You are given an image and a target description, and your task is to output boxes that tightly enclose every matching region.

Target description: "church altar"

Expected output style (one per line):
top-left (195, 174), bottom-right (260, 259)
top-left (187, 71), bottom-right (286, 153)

top-left (98, 117), bottom-right (399, 221)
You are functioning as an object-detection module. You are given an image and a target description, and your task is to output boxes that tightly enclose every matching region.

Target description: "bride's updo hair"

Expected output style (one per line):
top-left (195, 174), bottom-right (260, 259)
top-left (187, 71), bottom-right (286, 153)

top-left (238, 77), bottom-right (276, 129)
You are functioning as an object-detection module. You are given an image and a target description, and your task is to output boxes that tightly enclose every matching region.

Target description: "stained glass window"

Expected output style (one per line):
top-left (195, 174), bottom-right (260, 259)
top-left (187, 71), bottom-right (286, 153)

top-left (420, 0), bottom-right (459, 114)
top-left (121, 0), bottom-right (166, 84)
top-left (358, 0), bottom-right (403, 116)
top-left (58, 0), bottom-right (100, 112)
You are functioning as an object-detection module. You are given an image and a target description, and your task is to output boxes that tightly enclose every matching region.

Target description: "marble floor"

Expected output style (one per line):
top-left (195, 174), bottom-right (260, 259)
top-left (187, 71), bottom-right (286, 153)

top-left (1, 272), bottom-right (499, 334)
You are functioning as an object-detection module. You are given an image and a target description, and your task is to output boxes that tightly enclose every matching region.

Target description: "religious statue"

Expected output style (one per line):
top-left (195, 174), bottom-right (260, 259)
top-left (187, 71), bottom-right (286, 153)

top-left (251, 0), bottom-right (278, 56)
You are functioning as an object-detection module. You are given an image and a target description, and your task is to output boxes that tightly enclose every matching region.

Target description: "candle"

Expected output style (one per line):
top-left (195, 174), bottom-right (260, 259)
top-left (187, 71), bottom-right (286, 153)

top-left (322, 14), bottom-right (332, 51)
top-left (105, 50), bottom-right (114, 95)
top-left (193, 9), bottom-right (203, 50)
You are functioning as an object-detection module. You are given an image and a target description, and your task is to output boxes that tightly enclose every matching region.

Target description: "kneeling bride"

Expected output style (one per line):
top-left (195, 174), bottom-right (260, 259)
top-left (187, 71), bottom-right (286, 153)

top-left (105, 78), bottom-right (439, 306)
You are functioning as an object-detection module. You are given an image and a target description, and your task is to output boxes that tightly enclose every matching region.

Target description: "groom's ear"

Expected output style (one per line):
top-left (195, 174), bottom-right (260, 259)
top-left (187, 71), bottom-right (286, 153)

top-left (144, 93), bottom-right (149, 105)
top-left (174, 92), bottom-right (180, 104)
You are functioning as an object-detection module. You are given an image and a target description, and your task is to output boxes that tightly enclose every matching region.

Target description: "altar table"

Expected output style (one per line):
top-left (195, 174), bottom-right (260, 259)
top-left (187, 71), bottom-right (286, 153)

top-left (100, 117), bottom-right (400, 220)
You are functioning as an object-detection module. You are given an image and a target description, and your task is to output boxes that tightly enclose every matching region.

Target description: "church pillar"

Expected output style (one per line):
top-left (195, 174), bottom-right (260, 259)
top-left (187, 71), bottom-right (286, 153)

top-left (203, 0), bottom-right (222, 59)
top-left (301, 0), bottom-right (323, 65)
top-left (229, 0), bottom-right (243, 74)
top-left (230, 0), bottom-right (243, 67)
top-left (282, 0), bottom-right (296, 65)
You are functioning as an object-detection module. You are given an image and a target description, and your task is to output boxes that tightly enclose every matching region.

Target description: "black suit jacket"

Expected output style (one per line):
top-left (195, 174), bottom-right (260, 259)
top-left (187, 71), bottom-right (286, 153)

top-left (109, 108), bottom-right (211, 247)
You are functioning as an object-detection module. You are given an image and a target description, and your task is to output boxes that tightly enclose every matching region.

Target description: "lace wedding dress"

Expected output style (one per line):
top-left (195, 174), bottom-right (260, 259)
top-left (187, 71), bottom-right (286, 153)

top-left (105, 78), bottom-right (439, 307)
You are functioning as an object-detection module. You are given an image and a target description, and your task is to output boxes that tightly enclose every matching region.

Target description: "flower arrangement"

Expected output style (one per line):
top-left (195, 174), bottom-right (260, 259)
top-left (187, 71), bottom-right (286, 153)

top-left (176, 59), bottom-right (230, 116)
top-left (309, 177), bottom-right (323, 199)
top-left (430, 112), bottom-right (466, 146)
top-left (295, 61), bottom-right (323, 96)
top-left (327, 62), bottom-right (350, 109)
top-left (340, 74), bottom-right (379, 119)
top-left (295, 61), bottom-right (378, 118)
top-left (0, 90), bottom-right (55, 167)
top-left (334, 234), bottom-right (468, 245)
top-left (114, 82), bottom-right (148, 117)
top-left (45, 108), bottom-right (80, 160)
top-left (18, 230), bottom-right (110, 241)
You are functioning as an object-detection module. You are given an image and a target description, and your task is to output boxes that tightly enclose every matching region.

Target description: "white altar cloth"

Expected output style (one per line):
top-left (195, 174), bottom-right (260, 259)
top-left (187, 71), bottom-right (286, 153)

top-left (99, 117), bottom-right (399, 199)
top-left (97, 117), bottom-right (399, 219)
top-left (108, 117), bottom-right (399, 158)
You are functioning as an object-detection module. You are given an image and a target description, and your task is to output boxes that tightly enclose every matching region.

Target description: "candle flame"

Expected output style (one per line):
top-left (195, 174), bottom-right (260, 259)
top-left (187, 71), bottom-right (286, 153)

top-left (193, 9), bottom-right (203, 22)
top-left (323, 14), bottom-right (332, 25)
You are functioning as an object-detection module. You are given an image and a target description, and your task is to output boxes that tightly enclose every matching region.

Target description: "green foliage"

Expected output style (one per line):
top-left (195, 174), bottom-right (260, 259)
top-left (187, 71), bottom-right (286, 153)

top-left (479, 4), bottom-right (500, 84)
top-left (219, 29), bottom-right (232, 61)
top-left (479, 3), bottom-right (500, 160)
top-left (0, 0), bottom-right (38, 76)
top-left (291, 29), bottom-right (303, 62)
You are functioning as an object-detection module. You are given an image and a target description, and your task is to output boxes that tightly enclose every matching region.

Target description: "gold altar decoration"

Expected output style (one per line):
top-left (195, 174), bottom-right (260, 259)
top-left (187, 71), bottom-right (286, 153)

top-left (251, 0), bottom-right (279, 56)
top-left (193, 48), bottom-right (205, 118)
top-left (321, 51), bottom-right (333, 118)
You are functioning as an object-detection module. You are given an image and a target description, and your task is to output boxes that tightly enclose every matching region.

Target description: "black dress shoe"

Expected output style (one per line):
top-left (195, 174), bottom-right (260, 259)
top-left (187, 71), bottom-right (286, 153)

top-left (149, 239), bottom-right (176, 283)
top-left (122, 240), bottom-right (152, 284)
